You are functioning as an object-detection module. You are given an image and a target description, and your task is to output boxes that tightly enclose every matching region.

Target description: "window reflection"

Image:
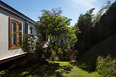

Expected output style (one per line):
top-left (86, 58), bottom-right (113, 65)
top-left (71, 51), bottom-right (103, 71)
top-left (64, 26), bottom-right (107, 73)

top-left (17, 23), bottom-right (21, 44)
top-left (12, 22), bottom-right (16, 45)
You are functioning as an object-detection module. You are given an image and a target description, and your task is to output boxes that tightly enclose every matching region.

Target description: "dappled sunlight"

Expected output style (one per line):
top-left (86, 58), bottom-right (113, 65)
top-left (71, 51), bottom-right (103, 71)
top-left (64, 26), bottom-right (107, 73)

top-left (0, 61), bottom-right (101, 77)
top-left (0, 61), bottom-right (72, 77)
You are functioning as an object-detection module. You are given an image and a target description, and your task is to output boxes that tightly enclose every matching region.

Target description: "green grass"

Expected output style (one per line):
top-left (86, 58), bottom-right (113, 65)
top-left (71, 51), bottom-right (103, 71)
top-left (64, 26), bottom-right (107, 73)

top-left (0, 60), bottom-right (101, 77)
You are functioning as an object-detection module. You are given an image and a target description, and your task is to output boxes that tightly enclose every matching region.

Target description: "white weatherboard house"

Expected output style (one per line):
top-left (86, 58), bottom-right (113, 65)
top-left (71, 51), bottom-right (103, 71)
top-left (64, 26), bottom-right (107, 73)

top-left (0, 1), bottom-right (36, 64)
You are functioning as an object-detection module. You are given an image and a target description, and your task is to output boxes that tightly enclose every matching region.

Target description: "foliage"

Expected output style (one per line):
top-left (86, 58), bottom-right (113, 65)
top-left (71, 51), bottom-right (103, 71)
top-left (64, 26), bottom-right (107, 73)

top-left (75, 8), bottom-right (95, 32)
top-left (15, 54), bottom-right (38, 68)
top-left (77, 35), bottom-right (116, 76)
top-left (21, 34), bottom-right (36, 53)
top-left (0, 61), bottom-right (101, 77)
top-left (96, 55), bottom-right (116, 77)
top-left (18, 34), bottom-right (40, 65)
top-left (74, 8), bottom-right (95, 55)
top-left (35, 8), bottom-right (78, 61)
top-left (11, 31), bottom-right (36, 53)
top-left (74, 1), bottom-right (111, 55)
top-left (49, 48), bottom-right (58, 61)
top-left (92, 1), bottom-right (111, 26)
top-left (11, 30), bottom-right (38, 64)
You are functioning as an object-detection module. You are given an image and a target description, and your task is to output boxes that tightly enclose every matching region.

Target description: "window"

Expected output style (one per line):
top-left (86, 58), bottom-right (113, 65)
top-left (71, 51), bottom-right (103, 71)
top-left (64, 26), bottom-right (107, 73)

top-left (9, 17), bottom-right (22, 49)
top-left (29, 27), bottom-right (32, 34)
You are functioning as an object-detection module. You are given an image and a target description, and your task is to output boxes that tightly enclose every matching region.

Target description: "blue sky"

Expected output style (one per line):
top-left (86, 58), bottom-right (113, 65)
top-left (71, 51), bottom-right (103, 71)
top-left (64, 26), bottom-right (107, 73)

top-left (2, 0), bottom-right (115, 26)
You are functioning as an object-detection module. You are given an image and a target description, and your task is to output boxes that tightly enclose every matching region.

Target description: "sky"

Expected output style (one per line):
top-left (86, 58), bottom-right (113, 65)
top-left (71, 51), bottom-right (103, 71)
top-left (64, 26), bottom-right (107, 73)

top-left (2, 0), bottom-right (115, 26)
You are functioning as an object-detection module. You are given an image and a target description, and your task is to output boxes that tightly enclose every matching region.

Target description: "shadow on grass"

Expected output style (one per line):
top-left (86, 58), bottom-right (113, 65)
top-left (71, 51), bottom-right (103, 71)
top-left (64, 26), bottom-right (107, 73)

top-left (1, 61), bottom-right (72, 77)
top-left (69, 60), bottom-right (96, 72)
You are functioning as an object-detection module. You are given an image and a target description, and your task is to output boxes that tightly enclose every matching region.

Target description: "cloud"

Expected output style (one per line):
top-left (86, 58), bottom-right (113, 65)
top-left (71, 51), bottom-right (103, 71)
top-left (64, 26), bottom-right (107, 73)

top-left (64, 0), bottom-right (100, 13)
top-left (72, 0), bottom-right (99, 9)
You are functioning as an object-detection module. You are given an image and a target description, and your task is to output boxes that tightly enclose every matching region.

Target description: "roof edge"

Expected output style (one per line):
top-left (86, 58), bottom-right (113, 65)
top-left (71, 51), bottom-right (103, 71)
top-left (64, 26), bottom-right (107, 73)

top-left (0, 0), bottom-right (36, 24)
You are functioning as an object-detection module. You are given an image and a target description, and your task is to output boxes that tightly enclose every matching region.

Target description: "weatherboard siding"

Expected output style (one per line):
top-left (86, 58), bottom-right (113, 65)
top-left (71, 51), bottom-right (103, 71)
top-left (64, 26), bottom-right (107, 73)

top-left (0, 0), bottom-right (36, 62)
top-left (0, 8), bottom-right (36, 62)
top-left (0, 8), bottom-right (25, 60)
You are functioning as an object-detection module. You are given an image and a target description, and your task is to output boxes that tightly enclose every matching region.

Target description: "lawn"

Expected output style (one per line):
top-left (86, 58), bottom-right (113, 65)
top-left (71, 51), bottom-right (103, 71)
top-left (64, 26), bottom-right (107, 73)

top-left (0, 60), bottom-right (102, 77)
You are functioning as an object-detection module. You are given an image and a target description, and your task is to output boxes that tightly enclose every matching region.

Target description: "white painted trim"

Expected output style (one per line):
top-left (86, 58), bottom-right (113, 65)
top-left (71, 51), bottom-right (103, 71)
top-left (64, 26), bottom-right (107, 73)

top-left (0, 52), bottom-right (27, 61)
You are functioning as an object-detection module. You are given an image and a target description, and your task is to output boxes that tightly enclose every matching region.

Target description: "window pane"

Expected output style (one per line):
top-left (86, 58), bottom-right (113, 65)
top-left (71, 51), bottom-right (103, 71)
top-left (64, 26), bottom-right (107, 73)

top-left (30, 27), bottom-right (32, 34)
top-left (17, 23), bottom-right (21, 44)
top-left (12, 22), bottom-right (16, 45)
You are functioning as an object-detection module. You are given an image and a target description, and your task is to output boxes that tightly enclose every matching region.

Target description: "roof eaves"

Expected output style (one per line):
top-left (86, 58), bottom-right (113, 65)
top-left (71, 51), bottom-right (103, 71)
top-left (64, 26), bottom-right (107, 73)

top-left (0, 1), bottom-right (36, 25)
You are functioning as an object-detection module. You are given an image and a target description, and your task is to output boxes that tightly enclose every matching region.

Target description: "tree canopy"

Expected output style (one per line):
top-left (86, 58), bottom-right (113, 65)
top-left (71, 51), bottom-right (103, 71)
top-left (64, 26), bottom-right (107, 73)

top-left (35, 8), bottom-right (78, 60)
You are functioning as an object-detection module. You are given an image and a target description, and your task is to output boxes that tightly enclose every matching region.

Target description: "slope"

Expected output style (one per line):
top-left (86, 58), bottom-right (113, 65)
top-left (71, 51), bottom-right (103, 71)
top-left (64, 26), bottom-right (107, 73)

top-left (78, 35), bottom-right (116, 76)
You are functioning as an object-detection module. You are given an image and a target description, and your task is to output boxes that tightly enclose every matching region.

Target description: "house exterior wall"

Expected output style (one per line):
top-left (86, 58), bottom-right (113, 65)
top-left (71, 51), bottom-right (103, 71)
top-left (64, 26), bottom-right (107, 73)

top-left (0, 8), bottom-right (35, 61)
top-left (28, 22), bottom-right (36, 35)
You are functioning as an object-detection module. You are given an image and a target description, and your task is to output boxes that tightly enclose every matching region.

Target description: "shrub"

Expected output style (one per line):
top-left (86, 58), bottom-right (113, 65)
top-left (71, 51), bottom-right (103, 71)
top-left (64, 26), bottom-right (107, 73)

top-left (57, 48), bottom-right (63, 60)
top-left (21, 34), bottom-right (35, 53)
top-left (15, 54), bottom-right (38, 68)
top-left (96, 55), bottom-right (116, 77)
top-left (49, 49), bottom-right (58, 61)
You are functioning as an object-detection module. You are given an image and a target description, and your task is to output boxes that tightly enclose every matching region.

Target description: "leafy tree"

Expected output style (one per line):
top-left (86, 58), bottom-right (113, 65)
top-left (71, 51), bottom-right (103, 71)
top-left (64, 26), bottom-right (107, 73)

top-left (74, 8), bottom-right (95, 55)
top-left (74, 1), bottom-right (111, 56)
top-left (35, 8), bottom-right (78, 60)
top-left (75, 8), bottom-right (95, 33)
